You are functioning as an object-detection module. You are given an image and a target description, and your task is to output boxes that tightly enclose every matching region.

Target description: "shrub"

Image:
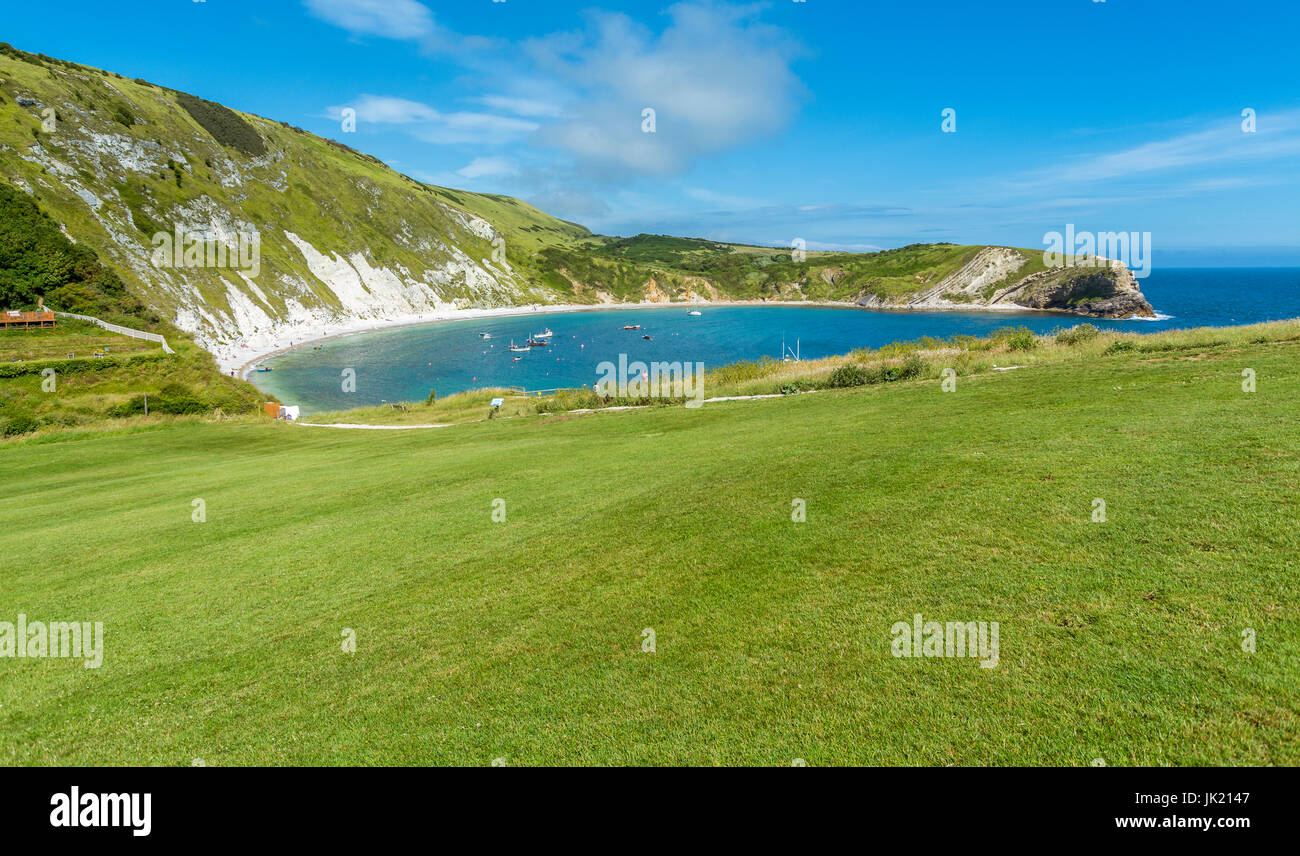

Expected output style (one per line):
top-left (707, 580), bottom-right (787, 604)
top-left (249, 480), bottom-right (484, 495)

top-left (106, 396), bottom-right (144, 417)
top-left (0, 352), bottom-right (167, 379)
top-left (828, 364), bottom-right (870, 388)
top-left (1055, 323), bottom-right (1100, 346)
top-left (1006, 329), bottom-right (1037, 351)
top-left (827, 355), bottom-right (923, 389)
top-left (111, 103), bottom-right (134, 127)
top-left (709, 355), bottom-right (781, 385)
top-left (991, 326), bottom-right (1036, 351)
top-left (0, 182), bottom-right (152, 323)
top-left (108, 383), bottom-right (207, 417)
top-left (1, 411), bottom-right (39, 436)
top-left (114, 181), bottom-right (164, 237)
top-left (780, 379), bottom-right (812, 395)
top-left (899, 353), bottom-right (923, 380)
top-left (154, 383), bottom-right (207, 414)
top-left (201, 386), bottom-right (257, 414)
top-left (175, 91), bottom-right (265, 156)
top-left (1104, 340), bottom-right (1137, 355)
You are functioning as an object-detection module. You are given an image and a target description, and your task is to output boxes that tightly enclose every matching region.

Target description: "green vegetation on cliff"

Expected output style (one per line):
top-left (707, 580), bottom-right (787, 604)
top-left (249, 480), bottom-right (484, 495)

top-left (0, 182), bottom-right (261, 435)
top-left (0, 181), bottom-right (151, 325)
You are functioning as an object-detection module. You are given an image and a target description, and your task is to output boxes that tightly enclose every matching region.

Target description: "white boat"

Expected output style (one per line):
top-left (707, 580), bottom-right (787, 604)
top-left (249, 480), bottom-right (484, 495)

top-left (533, 328), bottom-right (553, 339)
top-left (687, 310), bottom-right (702, 316)
top-left (479, 332), bottom-right (492, 340)
top-left (508, 340), bottom-right (529, 353)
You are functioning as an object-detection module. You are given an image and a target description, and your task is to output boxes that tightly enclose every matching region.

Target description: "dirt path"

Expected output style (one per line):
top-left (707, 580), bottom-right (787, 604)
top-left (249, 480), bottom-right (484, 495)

top-left (292, 390), bottom-right (817, 431)
top-left (295, 422), bottom-right (453, 430)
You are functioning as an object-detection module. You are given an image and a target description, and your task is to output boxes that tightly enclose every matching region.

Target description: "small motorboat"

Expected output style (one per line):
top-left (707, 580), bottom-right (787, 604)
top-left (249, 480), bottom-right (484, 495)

top-left (533, 328), bottom-right (553, 339)
top-left (508, 340), bottom-right (529, 353)
top-left (687, 310), bottom-right (702, 316)
top-left (479, 332), bottom-right (492, 340)
top-left (512, 357), bottom-right (522, 363)
top-left (642, 334), bottom-right (652, 340)
top-left (253, 365), bottom-right (272, 372)
top-left (622, 324), bottom-right (641, 330)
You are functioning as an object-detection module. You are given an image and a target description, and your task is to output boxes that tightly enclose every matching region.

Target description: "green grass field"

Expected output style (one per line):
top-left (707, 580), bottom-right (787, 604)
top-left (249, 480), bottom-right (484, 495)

top-left (0, 321), bottom-right (157, 363)
top-left (1, 326), bottom-right (1297, 765)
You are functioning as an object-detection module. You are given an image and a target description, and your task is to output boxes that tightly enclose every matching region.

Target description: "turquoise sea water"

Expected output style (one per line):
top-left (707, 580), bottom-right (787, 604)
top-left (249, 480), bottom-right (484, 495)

top-left (254, 268), bottom-right (1300, 413)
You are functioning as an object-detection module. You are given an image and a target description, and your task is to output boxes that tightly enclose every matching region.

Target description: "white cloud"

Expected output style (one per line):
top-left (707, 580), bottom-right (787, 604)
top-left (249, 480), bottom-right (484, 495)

top-left (326, 95), bottom-right (536, 144)
top-left (308, 1), bottom-right (807, 219)
top-left (477, 95), bottom-right (566, 119)
top-left (1017, 110), bottom-right (1300, 188)
top-left (417, 113), bottom-right (539, 145)
top-left (303, 0), bottom-right (435, 40)
top-left (526, 2), bottom-right (805, 177)
top-left (684, 187), bottom-right (765, 209)
top-left (329, 95), bottom-right (439, 124)
top-left (457, 156), bottom-right (517, 179)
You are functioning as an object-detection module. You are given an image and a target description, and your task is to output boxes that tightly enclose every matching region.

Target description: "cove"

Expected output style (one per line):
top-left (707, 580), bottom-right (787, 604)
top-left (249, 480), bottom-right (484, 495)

top-left (250, 267), bottom-right (1300, 413)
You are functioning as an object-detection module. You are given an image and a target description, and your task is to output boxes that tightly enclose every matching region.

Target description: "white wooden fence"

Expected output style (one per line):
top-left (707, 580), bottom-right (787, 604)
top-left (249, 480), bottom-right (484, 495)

top-left (55, 312), bottom-right (174, 354)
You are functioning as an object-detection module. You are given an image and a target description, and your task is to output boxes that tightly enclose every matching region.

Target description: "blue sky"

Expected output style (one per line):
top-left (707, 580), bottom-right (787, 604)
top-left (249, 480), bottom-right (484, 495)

top-left (6, 0), bottom-right (1300, 263)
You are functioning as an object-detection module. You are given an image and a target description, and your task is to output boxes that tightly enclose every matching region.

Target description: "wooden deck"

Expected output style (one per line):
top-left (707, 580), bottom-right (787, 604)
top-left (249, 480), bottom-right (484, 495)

top-left (0, 310), bottom-right (56, 330)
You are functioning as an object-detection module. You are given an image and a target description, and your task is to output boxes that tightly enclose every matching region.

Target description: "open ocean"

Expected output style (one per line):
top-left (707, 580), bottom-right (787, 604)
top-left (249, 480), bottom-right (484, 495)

top-left (253, 267), bottom-right (1300, 412)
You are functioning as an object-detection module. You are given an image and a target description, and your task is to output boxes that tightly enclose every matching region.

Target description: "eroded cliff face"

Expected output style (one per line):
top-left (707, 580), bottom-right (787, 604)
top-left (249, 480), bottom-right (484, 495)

top-left (0, 49), bottom-right (569, 359)
top-left (854, 247), bottom-right (1155, 318)
top-left (1009, 265), bottom-right (1155, 318)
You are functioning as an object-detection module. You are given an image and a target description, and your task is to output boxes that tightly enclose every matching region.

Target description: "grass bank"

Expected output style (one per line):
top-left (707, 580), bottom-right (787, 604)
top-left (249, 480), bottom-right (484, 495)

top-left (0, 321), bottom-right (1296, 764)
top-left (300, 319), bottom-right (1300, 427)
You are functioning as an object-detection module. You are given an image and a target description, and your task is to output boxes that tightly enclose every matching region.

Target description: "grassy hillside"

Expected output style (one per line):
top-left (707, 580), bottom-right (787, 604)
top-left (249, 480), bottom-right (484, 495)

top-left (1, 321), bottom-right (1295, 765)
top-left (536, 237), bottom-right (1001, 303)
top-left (0, 43), bottom-right (580, 347)
top-left (0, 180), bottom-right (262, 434)
top-left (0, 325), bottom-right (261, 435)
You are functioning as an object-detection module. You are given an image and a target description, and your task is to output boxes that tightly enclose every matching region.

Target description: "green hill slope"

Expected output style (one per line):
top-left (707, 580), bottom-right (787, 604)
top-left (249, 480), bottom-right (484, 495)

top-left (0, 180), bottom-right (261, 434)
